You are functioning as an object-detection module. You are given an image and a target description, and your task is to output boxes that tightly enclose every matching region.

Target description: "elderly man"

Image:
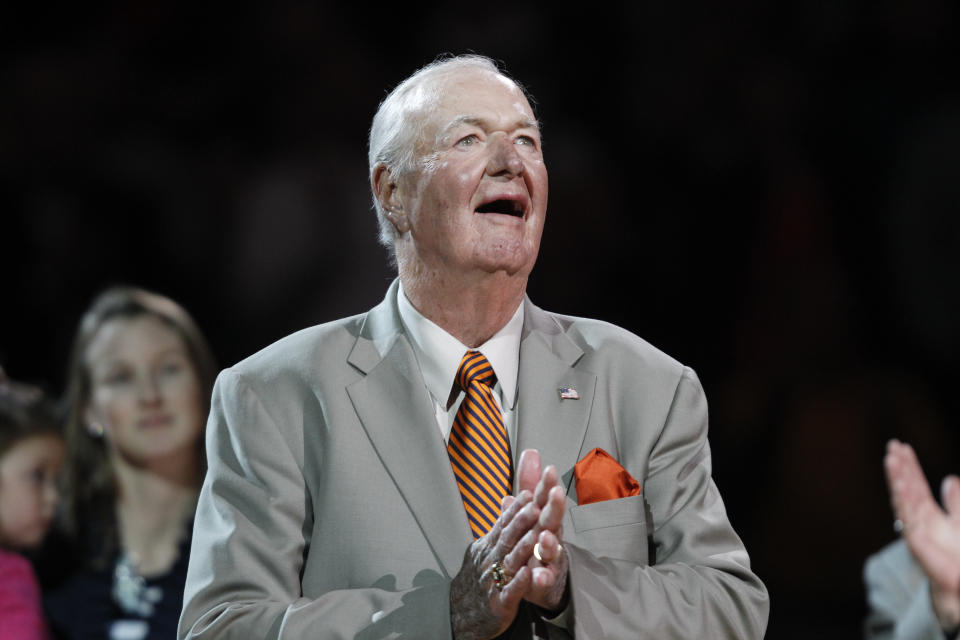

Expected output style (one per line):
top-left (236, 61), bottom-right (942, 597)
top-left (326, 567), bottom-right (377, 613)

top-left (178, 55), bottom-right (768, 639)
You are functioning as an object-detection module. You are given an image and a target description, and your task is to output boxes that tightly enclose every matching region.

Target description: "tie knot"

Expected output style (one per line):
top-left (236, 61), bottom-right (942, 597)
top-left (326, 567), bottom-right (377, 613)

top-left (457, 351), bottom-right (496, 390)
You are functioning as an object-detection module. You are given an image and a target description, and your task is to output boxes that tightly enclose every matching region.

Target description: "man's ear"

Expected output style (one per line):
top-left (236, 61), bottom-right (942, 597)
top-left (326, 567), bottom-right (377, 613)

top-left (372, 164), bottom-right (410, 234)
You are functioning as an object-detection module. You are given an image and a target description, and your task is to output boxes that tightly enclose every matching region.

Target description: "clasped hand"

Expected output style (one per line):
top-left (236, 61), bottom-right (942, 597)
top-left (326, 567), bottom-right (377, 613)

top-left (450, 449), bottom-right (568, 640)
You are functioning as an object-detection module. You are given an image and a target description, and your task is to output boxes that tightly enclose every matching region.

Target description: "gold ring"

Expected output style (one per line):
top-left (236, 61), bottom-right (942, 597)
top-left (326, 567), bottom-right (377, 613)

top-left (533, 541), bottom-right (562, 563)
top-left (490, 561), bottom-right (509, 590)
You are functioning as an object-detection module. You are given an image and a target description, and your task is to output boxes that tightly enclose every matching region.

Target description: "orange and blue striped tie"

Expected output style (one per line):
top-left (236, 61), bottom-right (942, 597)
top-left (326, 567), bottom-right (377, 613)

top-left (447, 351), bottom-right (513, 538)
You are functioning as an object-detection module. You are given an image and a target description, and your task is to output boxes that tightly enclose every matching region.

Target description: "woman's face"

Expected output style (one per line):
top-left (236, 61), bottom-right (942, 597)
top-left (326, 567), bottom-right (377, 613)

top-left (84, 315), bottom-right (205, 467)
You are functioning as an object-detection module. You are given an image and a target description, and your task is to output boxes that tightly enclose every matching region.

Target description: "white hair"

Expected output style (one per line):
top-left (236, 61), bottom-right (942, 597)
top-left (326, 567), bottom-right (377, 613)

top-left (367, 54), bottom-right (534, 260)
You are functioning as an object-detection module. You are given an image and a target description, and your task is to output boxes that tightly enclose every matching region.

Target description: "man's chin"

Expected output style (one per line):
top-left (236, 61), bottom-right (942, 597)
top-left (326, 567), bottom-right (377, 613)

top-left (474, 255), bottom-right (537, 279)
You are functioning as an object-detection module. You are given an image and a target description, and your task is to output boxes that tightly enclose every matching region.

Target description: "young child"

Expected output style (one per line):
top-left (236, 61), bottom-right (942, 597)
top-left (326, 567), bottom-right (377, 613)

top-left (0, 370), bottom-right (65, 640)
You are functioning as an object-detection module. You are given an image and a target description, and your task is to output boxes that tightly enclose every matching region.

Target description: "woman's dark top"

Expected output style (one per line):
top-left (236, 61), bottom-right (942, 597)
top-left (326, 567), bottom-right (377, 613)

top-left (40, 522), bottom-right (193, 640)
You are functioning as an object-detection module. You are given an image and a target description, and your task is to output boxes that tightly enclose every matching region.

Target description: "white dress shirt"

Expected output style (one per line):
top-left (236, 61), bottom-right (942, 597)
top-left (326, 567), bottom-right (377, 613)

top-left (396, 282), bottom-right (522, 450)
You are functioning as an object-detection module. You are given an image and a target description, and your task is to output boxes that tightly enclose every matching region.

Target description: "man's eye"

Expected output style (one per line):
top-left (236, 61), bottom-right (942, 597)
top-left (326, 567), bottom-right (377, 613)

top-left (457, 134), bottom-right (479, 147)
top-left (516, 136), bottom-right (536, 147)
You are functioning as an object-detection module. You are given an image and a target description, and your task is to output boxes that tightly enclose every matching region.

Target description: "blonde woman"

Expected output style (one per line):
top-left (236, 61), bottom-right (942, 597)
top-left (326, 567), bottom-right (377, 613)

top-left (44, 287), bottom-right (215, 640)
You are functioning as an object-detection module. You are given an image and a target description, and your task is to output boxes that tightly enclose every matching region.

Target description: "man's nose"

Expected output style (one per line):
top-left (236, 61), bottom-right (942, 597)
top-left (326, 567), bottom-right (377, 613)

top-left (485, 134), bottom-right (524, 178)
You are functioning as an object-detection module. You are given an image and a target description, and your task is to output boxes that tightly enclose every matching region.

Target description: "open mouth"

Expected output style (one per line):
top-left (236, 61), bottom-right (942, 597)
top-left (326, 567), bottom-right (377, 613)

top-left (475, 199), bottom-right (524, 217)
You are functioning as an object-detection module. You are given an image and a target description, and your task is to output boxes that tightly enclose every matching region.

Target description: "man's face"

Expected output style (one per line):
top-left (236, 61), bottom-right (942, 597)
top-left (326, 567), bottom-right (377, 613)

top-left (395, 69), bottom-right (548, 279)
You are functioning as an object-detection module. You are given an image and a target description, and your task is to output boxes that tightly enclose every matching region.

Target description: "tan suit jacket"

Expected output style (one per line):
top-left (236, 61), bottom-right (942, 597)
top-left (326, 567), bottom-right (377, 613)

top-left (178, 280), bottom-right (768, 638)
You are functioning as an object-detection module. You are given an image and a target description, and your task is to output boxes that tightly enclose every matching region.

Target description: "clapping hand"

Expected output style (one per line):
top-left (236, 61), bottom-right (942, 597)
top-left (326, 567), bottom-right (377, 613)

top-left (449, 490), bottom-right (537, 640)
top-left (885, 439), bottom-right (960, 632)
top-left (514, 449), bottom-right (568, 613)
top-left (449, 449), bottom-right (569, 639)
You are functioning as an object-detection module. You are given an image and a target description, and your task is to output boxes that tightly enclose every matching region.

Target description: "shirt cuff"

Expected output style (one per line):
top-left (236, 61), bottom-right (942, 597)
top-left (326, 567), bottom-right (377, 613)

top-left (541, 601), bottom-right (571, 630)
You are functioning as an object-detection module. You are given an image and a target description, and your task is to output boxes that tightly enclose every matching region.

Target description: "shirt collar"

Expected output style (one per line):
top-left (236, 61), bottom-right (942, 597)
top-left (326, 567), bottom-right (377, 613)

top-left (397, 282), bottom-right (523, 410)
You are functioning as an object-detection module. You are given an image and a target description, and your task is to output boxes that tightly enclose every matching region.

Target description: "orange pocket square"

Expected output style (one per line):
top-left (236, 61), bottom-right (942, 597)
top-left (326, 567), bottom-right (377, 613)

top-left (574, 447), bottom-right (642, 505)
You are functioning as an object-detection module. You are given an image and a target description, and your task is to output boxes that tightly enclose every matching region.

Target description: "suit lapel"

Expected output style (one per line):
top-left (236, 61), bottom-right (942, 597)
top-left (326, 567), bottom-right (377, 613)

top-left (345, 282), bottom-right (472, 578)
top-left (516, 301), bottom-right (597, 493)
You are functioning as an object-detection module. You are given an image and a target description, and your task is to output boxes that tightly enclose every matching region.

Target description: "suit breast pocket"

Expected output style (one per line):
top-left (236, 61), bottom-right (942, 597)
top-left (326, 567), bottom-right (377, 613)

top-left (567, 494), bottom-right (649, 565)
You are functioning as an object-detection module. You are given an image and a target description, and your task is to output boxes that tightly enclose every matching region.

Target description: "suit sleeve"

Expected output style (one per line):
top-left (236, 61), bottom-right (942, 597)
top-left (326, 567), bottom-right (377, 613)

top-left (178, 369), bottom-right (453, 640)
top-left (564, 367), bottom-right (769, 638)
top-left (864, 543), bottom-right (948, 640)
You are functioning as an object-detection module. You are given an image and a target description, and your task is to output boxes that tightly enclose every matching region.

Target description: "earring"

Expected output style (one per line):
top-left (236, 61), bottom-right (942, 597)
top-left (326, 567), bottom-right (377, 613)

top-left (87, 421), bottom-right (104, 438)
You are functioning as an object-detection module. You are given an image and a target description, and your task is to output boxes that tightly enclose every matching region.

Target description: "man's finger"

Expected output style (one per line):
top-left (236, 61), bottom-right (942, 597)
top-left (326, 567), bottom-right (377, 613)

top-left (534, 465), bottom-right (559, 507)
top-left (496, 495), bottom-right (540, 557)
top-left (484, 490), bottom-right (532, 550)
top-left (532, 565), bottom-right (562, 590)
top-left (886, 440), bottom-right (940, 530)
top-left (500, 490), bottom-right (530, 523)
top-left (529, 538), bottom-right (568, 600)
top-left (539, 485), bottom-right (566, 531)
top-left (942, 475), bottom-right (960, 518)
top-left (494, 565), bottom-right (532, 612)
top-left (898, 444), bottom-right (936, 522)
top-left (517, 449), bottom-right (541, 495)
top-left (535, 529), bottom-right (564, 564)
top-left (504, 527), bottom-right (538, 570)
top-left (886, 443), bottom-right (919, 500)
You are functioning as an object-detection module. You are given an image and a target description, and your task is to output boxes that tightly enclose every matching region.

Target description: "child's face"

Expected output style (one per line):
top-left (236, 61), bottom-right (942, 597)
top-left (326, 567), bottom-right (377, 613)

top-left (0, 434), bottom-right (65, 549)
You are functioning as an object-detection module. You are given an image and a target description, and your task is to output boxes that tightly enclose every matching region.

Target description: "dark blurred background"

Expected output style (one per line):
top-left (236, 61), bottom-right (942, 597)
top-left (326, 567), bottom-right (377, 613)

top-left (3, 2), bottom-right (958, 637)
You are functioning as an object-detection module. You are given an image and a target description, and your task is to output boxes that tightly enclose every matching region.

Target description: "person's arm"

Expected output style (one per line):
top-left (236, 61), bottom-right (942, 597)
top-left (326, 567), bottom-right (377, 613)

top-left (178, 368), bottom-right (543, 640)
top-left (564, 367), bottom-right (769, 639)
top-left (0, 552), bottom-right (50, 640)
top-left (885, 440), bottom-right (960, 639)
top-left (864, 542), bottom-right (951, 640)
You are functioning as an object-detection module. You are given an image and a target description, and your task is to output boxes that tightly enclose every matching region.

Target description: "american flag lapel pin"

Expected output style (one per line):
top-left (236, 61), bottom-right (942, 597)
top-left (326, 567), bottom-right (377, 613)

top-left (558, 387), bottom-right (580, 400)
